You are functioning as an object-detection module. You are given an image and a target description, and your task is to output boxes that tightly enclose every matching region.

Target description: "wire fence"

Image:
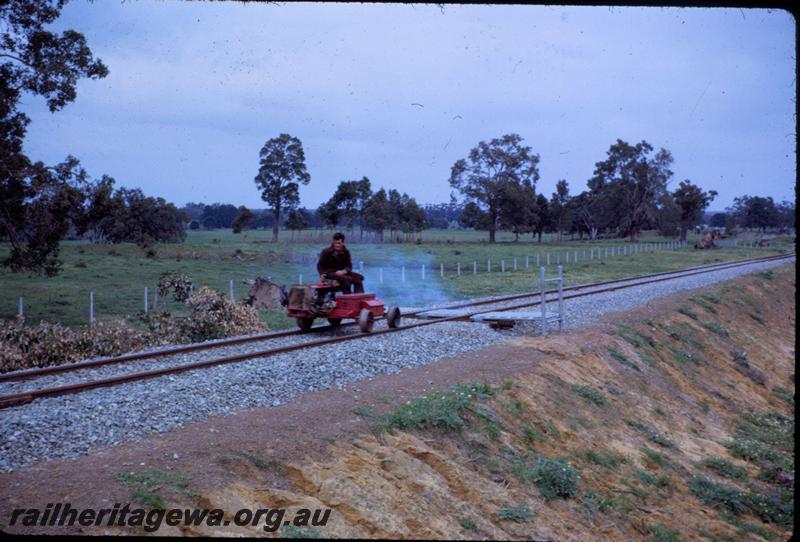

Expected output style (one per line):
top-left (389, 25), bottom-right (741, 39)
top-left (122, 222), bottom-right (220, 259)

top-left (7, 238), bottom-right (784, 325)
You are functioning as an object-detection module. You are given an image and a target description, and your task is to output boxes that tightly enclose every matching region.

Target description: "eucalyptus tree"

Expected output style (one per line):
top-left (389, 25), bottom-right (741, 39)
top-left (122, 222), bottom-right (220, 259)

top-left (449, 133), bottom-right (540, 242)
top-left (254, 134), bottom-right (310, 242)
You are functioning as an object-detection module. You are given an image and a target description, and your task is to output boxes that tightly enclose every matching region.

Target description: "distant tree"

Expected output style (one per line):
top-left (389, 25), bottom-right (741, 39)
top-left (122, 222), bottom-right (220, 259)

top-left (549, 180), bottom-right (572, 241)
top-left (105, 188), bottom-right (186, 246)
top-left (189, 220), bottom-right (200, 230)
top-left (569, 191), bottom-right (604, 240)
top-left (588, 139), bottom-right (673, 240)
top-left (654, 193), bottom-right (681, 237)
top-left (775, 200), bottom-right (796, 230)
top-left (285, 208), bottom-right (309, 238)
top-left (424, 200), bottom-right (463, 229)
top-left (671, 180), bottom-right (717, 240)
top-left (363, 188), bottom-right (392, 241)
top-left (316, 199), bottom-right (341, 230)
top-left (458, 201), bottom-right (489, 230)
top-left (319, 179), bottom-right (372, 234)
top-left (231, 206), bottom-right (254, 234)
top-left (1, 0), bottom-right (108, 275)
top-left (353, 177), bottom-right (372, 238)
top-left (200, 203), bottom-right (238, 229)
top-left (254, 134), bottom-right (310, 242)
top-left (398, 194), bottom-right (427, 237)
top-left (498, 180), bottom-right (537, 241)
top-left (729, 195), bottom-right (778, 231)
top-left (181, 202), bottom-right (206, 221)
top-left (449, 134), bottom-right (540, 242)
top-left (709, 212), bottom-right (727, 228)
top-left (75, 174), bottom-right (122, 242)
top-left (387, 189), bottom-right (403, 239)
top-left (532, 194), bottom-right (550, 242)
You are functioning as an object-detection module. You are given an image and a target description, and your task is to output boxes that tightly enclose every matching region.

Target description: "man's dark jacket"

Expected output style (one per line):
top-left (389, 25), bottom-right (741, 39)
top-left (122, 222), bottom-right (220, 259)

top-left (317, 245), bottom-right (353, 275)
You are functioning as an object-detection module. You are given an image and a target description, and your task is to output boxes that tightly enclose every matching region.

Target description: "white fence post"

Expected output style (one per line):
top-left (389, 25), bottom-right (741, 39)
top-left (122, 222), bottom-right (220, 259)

top-left (457, 262), bottom-right (461, 276)
top-left (440, 263), bottom-right (444, 277)
top-left (501, 260), bottom-right (505, 273)
top-left (422, 264), bottom-right (426, 281)
top-left (546, 253), bottom-right (550, 266)
top-left (229, 279), bottom-right (235, 300)
top-left (526, 255), bottom-right (529, 269)
top-left (514, 257), bottom-right (517, 271)
top-left (473, 261), bottom-right (477, 274)
top-left (401, 266), bottom-right (405, 282)
top-left (298, 274), bottom-right (303, 285)
top-left (144, 286), bottom-right (149, 313)
top-left (540, 266), bottom-right (547, 336)
top-left (89, 290), bottom-right (94, 323)
top-left (487, 259), bottom-right (491, 272)
top-left (18, 296), bottom-right (23, 318)
top-left (557, 265), bottom-right (564, 332)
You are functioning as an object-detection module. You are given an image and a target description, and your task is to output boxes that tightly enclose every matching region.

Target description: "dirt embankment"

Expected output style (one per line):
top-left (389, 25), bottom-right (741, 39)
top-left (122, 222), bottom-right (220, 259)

top-left (183, 266), bottom-right (794, 540)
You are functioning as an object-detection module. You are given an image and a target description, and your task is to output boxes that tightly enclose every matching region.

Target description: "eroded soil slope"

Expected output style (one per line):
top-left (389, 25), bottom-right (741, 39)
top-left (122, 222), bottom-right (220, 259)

top-left (187, 266), bottom-right (795, 540)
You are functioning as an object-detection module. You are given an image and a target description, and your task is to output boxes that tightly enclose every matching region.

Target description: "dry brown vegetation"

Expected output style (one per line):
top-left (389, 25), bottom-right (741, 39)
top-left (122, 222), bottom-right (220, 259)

top-left (0, 283), bottom-right (266, 372)
top-left (176, 266), bottom-right (794, 540)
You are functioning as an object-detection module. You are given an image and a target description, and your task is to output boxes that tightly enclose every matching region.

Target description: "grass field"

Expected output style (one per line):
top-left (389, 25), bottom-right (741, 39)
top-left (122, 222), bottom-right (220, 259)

top-left (0, 228), bottom-right (793, 330)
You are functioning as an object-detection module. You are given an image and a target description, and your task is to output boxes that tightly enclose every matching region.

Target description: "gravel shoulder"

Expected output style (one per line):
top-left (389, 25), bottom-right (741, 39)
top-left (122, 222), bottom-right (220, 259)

top-left (0, 259), bottom-right (794, 535)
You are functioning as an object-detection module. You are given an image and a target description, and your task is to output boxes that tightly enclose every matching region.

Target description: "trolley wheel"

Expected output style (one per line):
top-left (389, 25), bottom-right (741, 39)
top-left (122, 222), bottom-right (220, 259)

top-left (296, 317), bottom-right (314, 331)
top-left (386, 306), bottom-right (401, 328)
top-left (358, 308), bottom-right (375, 333)
top-left (327, 318), bottom-right (341, 327)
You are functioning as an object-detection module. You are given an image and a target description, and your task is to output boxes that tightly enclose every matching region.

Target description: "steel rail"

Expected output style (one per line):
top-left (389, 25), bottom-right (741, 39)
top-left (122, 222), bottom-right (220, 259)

top-left (0, 252), bottom-right (792, 410)
top-left (1, 252), bottom-right (791, 384)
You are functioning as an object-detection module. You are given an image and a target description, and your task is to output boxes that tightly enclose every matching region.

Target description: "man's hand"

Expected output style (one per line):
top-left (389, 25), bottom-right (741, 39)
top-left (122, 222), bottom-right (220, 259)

top-left (334, 270), bottom-right (347, 277)
top-left (319, 274), bottom-right (326, 282)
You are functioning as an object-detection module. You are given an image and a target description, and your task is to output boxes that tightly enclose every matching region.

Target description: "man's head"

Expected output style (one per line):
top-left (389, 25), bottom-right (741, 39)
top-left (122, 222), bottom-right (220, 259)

top-left (332, 232), bottom-right (345, 251)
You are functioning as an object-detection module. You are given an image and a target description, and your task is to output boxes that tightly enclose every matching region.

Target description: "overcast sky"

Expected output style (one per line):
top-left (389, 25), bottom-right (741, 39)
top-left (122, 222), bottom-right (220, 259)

top-left (20, 2), bottom-right (796, 212)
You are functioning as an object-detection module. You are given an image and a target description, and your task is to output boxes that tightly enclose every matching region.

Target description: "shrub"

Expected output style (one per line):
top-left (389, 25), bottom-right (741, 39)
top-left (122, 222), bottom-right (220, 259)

top-left (646, 523), bottom-right (680, 542)
top-left (496, 504), bottom-right (532, 523)
top-left (688, 476), bottom-right (748, 515)
top-left (571, 385), bottom-right (607, 406)
top-left (0, 319), bottom-right (148, 372)
top-left (376, 383), bottom-right (496, 432)
top-left (701, 458), bottom-right (748, 481)
top-left (627, 419), bottom-right (676, 449)
top-left (532, 457), bottom-right (580, 500)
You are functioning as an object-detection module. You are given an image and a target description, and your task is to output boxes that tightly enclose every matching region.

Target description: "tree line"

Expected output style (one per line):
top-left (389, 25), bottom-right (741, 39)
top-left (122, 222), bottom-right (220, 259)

top-left (2, 2), bottom-right (794, 278)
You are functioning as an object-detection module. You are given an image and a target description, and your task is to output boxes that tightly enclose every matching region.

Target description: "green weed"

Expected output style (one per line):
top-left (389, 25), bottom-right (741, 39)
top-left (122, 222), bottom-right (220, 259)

top-left (351, 405), bottom-right (375, 418)
top-left (627, 419), bottom-right (677, 449)
top-left (645, 523), bottom-right (680, 542)
top-left (700, 458), bottom-right (748, 481)
top-left (496, 504), bottom-right (532, 523)
top-left (772, 386), bottom-right (794, 407)
top-left (701, 321), bottom-right (729, 337)
top-left (641, 447), bottom-right (669, 468)
top-left (376, 382), bottom-right (497, 433)
top-left (571, 384), bottom-right (607, 406)
top-left (458, 516), bottom-right (478, 532)
top-left (532, 457), bottom-right (580, 500)
top-left (609, 348), bottom-right (640, 371)
top-left (581, 449), bottom-right (623, 470)
top-left (280, 525), bottom-right (328, 538)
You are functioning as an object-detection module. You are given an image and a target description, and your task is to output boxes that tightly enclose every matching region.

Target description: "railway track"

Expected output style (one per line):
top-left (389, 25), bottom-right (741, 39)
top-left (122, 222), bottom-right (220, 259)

top-left (0, 252), bottom-right (793, 410)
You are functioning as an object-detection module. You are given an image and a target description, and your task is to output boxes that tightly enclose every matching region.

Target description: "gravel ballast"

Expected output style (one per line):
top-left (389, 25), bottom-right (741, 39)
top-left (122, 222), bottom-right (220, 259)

top-left (0, 257), bottom-right (793, 472)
